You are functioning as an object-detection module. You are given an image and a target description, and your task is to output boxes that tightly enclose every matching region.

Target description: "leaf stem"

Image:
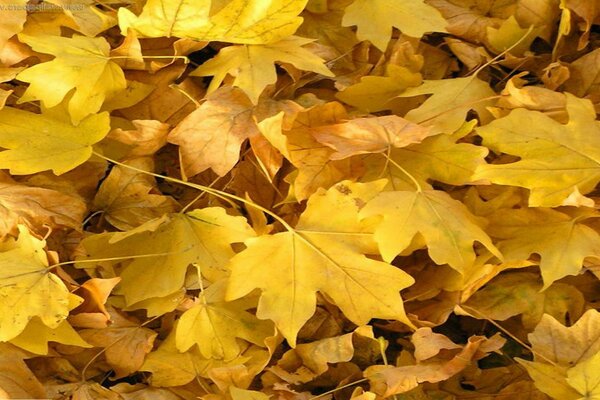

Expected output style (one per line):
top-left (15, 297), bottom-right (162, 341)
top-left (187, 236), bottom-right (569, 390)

top-left (471, 25), bottom-right (535, 77)
top-left (380, 153), bottom-right (423, 192)
top-left (108, 55), bottom-right (190, 63)
top-left (56, 249), bottom-right (193, 269)
top-left (460, 305), bottom-right (558, 367)
top-left (92, 151), bottom-right (295, 233)
top-left (308, 378), bottom-right (368, 400)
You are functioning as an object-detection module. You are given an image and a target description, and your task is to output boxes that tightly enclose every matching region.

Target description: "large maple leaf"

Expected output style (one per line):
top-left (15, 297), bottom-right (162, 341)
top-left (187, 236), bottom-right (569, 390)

top-left (16, 34), bottom-right (126, 124)
top-left (518, 310), bottom-right (600, 400)
top-left (78, 208), bottom-right (256, 306)
top-left (360, 189), bottom-right (501, 272)
top-left (475, 93), bottom-right (600, 207)
top-left (487, 207), bottom-right (600, 288)
top-left (226, 181), bottom-right (415, 346)
top-left (0, 226), bottom-right (81, 341)
top-left (118, 0), bottom-right (307, 44)
top-left (342, 0), bottom-right (447, 51)
top-left (0, 107), bottom-right (110, 175)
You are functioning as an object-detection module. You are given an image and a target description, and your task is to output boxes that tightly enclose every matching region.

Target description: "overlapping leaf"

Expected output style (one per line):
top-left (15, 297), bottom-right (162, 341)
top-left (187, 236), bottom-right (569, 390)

top-left (119, 0), bottom-right (308, 44)
top-left (360, 189), bottom-right (501, 272)
top-left (342, 0), bottom-right (447, 51)
top-left (78, 208), bottom-right (256, 305)
top-left (16, 34), bottom-right (126, 124)
top-left (475, 94), bottom-right (600, 207)
top-left (0, 226), bottom-right (81, 341)
top-left (226, 181), bottom-right (415, 346)
top-left (190, 36), bottom-right (333, 103)
top-left (0, 107), bottom-right (110, 175)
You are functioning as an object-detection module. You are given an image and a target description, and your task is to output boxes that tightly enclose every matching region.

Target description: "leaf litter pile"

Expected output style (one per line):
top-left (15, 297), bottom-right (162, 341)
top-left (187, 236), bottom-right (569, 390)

top-left (2, 0), bottom-right (600, 399)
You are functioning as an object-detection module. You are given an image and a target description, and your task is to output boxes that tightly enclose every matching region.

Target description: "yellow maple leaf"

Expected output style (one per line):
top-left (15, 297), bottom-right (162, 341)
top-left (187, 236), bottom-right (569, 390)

top-left (341, 0), bottom-right (447, 51)
top-left (474, 93), bottom-right (600, 207)
top-left (0, 225), bottom-right (82, 341)
top-left (0, 107), bottom-right (110, 175)
top-left (359, 121), bottom-right (487, 190)
top-left (78, 208), bottom-right (256, 305)
top-left (9, 318), bottom-right (91, 355)
top-left (226, 181), bottom-right (415, 346)
top-left (567, 351), bottom-right (600, 400)
top-left (118, 0), bottom-right (307, 44)
top-left (487, 207), bottom-right (600, 288)
top-left (336, 65), bottom-right (422, 112)
top-left (142, 320), bottom-right (272, 387)
top-left (16, 34), bottom-right (126, 124)
top-left (517, 310), bottom-right (600, 400)
top-left (176, 279), bottom-right (274, 360)
top-left (190, 36), bottom-right (333, 103)
top-left (360, 189), bottom-right (501, 272)
top-left (396, 75), bottom-right (495, 134)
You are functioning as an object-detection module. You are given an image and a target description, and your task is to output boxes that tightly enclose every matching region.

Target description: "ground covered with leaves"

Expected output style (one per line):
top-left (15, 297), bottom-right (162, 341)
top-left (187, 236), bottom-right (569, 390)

top-left (1, 0), bottom-right (600, 398)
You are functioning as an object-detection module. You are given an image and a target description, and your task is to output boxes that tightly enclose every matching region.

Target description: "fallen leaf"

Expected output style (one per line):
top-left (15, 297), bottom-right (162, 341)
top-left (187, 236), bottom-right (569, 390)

top-left (119, 0), bottom-right (307, 44)
top-left (168, 87), bottom-right (257, 177)
top-left (175, 279), bottom-right (274, 360)
top-left (0, 225), bottom-right (81, 341)
top-left (227, 181), bottom-right (415, 346)
top-left (79, 308), bottom-right (157, 378)
top-left (0, 107), bottom-right (110, 175)
top-left (360, 189), bottom-right (501, 272)
top-left (396, 75), bottom-right (495, 134)
top-left (486, 207), bottom-right (600, 287)
top-left (93, 158), bottom-right (180, 231)
top-left (0, 176), bottom-right (86, 238)
top-left (190, 36), bottom-right (333, 103)
top-left (78, 208), bottom-right (256, 305)
top-left (16, 34), bottom-right (126, 124)
top-left (341, 0), bottom-right (447, 51)
top-left (312, 115), bottom-right (431, 159)
top-left (474, 93), bottom-right (600, 207)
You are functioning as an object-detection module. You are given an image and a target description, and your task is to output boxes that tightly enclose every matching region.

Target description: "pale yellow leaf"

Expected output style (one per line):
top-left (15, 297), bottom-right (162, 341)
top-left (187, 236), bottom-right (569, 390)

top-left (342, 0), bottom-right (447, 51)
top-left (0, 107), bottom-right (110, 175)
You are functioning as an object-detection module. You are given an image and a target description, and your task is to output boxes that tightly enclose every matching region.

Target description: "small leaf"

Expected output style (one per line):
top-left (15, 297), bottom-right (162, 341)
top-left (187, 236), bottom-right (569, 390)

top-left (342, 0), bottom-right (447, 51)
top-left (191, 36), bottom-right (333, 103)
